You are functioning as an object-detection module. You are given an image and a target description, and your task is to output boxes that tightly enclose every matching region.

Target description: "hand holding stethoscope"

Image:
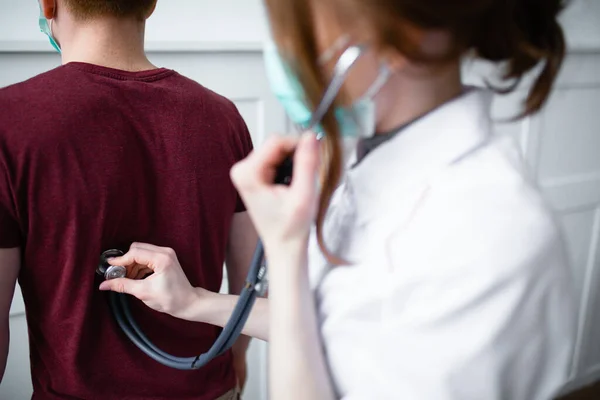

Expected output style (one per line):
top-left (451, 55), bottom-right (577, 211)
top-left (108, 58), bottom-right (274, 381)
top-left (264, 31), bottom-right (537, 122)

top-left (99, 243), bottom-right (206, 319)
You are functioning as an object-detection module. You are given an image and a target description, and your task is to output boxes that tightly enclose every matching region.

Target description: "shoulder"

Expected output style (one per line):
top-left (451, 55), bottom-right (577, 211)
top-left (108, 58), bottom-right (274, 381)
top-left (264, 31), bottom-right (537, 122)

top-left (174, 73), bottom-right (241, 117)
top-left (0, 66), bottom-right (67, 102)
top-left (393, 136), bottom-right (568, 280)
top-left (378, 138), bottom-right (575, 399)
top-left (174, 73), bottom-right (251, 143)
top-left (0, 67), bottom-right (70, 145)
top-left (0, 66), bottom-right (73, 123)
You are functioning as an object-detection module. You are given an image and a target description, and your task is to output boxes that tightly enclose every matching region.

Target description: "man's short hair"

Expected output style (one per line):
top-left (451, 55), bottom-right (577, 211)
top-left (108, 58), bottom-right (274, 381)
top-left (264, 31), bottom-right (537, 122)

top-left (63, 0), bottom-right (157, 20)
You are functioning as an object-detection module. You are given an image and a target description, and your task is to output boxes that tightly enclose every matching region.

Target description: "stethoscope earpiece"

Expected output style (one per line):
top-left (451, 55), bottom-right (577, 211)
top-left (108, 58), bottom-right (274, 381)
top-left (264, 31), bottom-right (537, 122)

top-left (97, 249), bottom-right (126, 281)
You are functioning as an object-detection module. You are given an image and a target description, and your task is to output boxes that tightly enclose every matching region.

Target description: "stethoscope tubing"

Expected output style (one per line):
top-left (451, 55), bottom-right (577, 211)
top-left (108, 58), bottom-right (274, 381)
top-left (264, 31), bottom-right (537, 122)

top-left (106, 241), bottom-right (266, 370)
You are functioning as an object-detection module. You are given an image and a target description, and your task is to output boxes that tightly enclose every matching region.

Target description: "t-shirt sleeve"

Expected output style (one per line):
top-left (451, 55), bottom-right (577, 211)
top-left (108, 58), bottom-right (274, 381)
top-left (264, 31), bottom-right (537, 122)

top-left (0, 163), bottom-right (21, 248)
top-left (230, 110), bottom-right (254, 213)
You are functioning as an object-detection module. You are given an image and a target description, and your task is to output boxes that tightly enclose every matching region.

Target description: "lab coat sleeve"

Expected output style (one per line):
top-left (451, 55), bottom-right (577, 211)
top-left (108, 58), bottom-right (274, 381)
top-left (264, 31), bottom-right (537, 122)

top-left (372, 174), bottom-right (575, 400)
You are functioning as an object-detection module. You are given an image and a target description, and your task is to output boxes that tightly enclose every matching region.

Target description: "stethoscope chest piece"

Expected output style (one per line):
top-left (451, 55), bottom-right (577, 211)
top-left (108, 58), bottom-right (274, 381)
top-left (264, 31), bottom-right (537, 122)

top-left (97, 249), bottom-right (126, 281)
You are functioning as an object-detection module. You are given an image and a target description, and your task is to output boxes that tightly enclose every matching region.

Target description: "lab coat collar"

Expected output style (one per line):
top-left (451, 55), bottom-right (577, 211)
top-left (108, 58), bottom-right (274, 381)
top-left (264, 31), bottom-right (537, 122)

top-left (345, 87), bottom-right (494, 223)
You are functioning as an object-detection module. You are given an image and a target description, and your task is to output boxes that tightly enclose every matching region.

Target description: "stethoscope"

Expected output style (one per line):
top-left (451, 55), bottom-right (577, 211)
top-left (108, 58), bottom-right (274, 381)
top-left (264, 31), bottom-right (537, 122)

top-left (97, 44), bottom-right (366, 370)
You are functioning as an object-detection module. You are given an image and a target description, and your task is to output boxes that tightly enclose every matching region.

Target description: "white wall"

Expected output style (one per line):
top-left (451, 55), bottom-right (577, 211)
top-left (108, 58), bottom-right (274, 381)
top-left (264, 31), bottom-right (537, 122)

top-left (2, 0), bottom-right (599, 51)
top-left (559, 0), bottom-right (600, 51)
top-left (0, 0), bottom-right (269, 52)
top-left (0, 1), bottom-right (599, 399)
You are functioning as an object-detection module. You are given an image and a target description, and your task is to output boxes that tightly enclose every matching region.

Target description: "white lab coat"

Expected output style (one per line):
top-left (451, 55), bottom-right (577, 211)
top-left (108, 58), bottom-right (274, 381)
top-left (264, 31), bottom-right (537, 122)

top-left (308, 88), bottom-right (576, 400)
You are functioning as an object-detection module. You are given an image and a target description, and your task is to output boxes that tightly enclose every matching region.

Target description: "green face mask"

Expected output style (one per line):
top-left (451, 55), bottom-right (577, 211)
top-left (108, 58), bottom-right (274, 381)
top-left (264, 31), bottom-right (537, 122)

top-left (263, 38), bottom-right (391, 139)
top-left (38, 1), bottom-right (61, 53)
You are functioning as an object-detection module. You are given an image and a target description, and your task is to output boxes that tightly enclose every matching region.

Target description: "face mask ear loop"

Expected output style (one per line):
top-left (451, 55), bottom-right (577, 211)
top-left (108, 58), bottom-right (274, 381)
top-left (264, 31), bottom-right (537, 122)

top-left (347, 65), bottom-right (391, 138)
top-left (362, 64), bottom-right (392, 101)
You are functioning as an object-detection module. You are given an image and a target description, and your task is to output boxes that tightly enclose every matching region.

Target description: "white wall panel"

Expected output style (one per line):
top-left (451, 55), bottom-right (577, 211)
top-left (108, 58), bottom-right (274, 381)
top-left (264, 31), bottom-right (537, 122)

top-left (538, 89), bottom-right (600, 180)
top-left (560, 0), bottom-right (600, 51)
top-left (3, 286), bottom-right (30, 399)
top-left (1, 313), bottom-right (31, 400)
top-left (562, 211), bottom-right (597, 309)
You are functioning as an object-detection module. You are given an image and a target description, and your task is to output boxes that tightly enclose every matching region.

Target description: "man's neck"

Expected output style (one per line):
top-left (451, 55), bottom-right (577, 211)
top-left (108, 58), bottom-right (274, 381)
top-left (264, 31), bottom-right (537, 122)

top-left (60, 17), bottom-right (156, 72)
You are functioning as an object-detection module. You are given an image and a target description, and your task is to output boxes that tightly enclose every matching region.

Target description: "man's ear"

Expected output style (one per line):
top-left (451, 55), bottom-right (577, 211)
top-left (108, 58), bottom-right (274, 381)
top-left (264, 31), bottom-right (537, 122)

top-left (145, 0), bottom-right (158, 19)
top-left (40, 0), bottom-right (57, 20)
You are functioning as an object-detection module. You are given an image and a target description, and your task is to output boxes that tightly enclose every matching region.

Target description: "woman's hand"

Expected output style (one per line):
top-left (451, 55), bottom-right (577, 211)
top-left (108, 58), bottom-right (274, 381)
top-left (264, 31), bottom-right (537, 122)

top-left (230, 133), bottom-right (320, 252)
top-left (98, 242), bottom-right (209, 319)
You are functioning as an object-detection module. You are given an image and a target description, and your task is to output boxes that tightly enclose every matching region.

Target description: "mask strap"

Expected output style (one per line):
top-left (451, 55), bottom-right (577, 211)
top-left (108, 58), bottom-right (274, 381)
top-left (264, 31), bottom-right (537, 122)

top-left (361, 65), bottom-right (392, 101)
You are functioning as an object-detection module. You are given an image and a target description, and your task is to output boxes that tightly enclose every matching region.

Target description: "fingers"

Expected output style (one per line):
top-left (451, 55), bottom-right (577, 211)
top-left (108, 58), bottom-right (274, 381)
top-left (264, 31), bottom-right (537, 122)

top-left (129, 242), bottom-right (174, 255)
top-left (231, 136), bottom-right (298, 190)
top-left (123, 244), bottom-right (166, 278)
top-left (290, 133), bottom-right (320, 199)
top-left (136, 268), bottom-right (153, 280)
top-left (108, 247), bottom-right (154, 268)
top-left (126, 263), bottom-right (140, 279)
top-left (124, 263), bottom-right (153, 280)
top-left (108, 245), bottom-right (177, 272)
top-left (99, 278), bottom-right (144, 297)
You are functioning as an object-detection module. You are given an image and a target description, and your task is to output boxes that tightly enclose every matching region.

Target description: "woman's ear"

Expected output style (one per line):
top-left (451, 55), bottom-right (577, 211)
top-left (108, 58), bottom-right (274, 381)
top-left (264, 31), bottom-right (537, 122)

top-left (40, 0), bottom-right (57, 20)
top-left (384, 51), bottom-right (408, 73)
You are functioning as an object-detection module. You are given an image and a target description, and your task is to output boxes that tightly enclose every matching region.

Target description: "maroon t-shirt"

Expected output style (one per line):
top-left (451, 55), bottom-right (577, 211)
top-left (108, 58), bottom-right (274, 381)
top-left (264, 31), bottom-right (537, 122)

top-left (0, 63), bottom-right (253, 399)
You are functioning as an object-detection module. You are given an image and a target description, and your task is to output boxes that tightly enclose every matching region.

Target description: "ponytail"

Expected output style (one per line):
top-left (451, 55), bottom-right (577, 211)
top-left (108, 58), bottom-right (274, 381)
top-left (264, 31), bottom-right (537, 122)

top-left (474, 0), bottom-right (567, 116)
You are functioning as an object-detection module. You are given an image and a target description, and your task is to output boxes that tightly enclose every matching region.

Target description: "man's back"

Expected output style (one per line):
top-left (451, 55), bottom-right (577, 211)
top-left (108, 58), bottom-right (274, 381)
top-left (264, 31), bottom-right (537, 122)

top-left (0, 62), bottom-right (252, 399)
